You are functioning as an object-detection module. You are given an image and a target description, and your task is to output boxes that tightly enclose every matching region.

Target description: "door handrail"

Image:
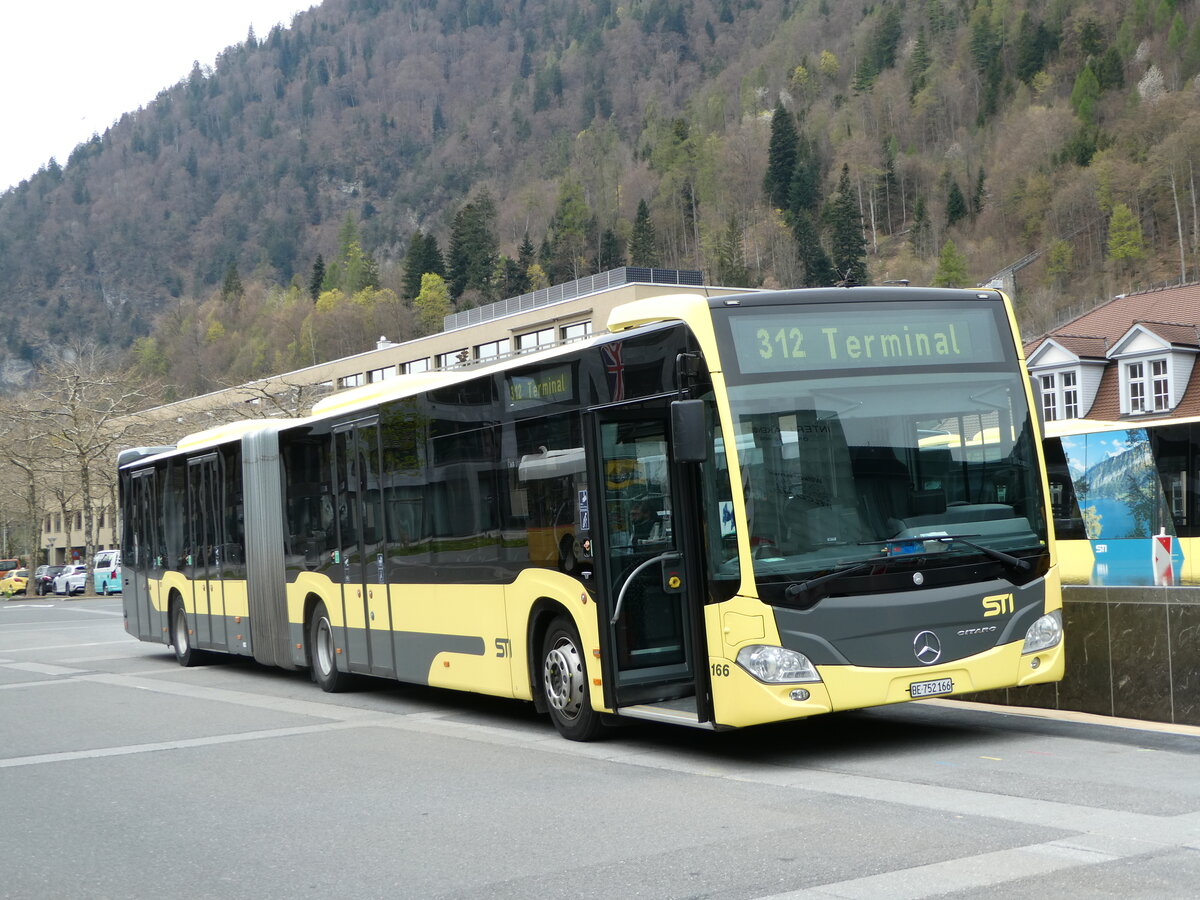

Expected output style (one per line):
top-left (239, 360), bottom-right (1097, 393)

top-left (610, 551), bottom-right (681, 625)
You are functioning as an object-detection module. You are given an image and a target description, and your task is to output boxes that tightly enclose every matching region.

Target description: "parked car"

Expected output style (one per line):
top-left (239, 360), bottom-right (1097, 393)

top-left (53, 564), bottom-right (88, 596)
top-left (92, 550), bottom-right (122, 595)
top-left (0, 568), bottom-right (28, 597)
top-left (32, 564), bottom-right (65, 596)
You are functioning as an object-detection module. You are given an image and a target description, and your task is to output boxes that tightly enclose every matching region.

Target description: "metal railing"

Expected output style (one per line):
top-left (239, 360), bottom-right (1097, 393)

top-left (442, 267), bottom-right (703, 332)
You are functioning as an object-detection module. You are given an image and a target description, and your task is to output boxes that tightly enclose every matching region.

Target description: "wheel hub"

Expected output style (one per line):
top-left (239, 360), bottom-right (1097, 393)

top-left (544, 638), bottom-right (583, 718)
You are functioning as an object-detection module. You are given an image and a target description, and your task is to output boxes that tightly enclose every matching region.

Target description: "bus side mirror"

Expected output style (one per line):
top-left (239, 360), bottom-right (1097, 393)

top-left (671, 400), bottom-right (708, 463)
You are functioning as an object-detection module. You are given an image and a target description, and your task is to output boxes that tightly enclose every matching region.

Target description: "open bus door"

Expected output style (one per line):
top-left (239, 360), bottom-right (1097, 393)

top-left (587, 398), bottom-right (713, 728)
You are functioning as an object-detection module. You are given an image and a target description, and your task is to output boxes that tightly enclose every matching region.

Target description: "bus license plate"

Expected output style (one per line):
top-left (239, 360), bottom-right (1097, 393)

top-left (910, 677), bottom-right (953, 698)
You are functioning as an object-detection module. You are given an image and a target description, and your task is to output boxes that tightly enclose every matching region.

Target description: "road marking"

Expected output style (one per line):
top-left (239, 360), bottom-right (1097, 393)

top-left (64, 606), bottom-right (125, 617)
top-left (766, 835), bottom-right (1128, 899)
top-left (0, 640), bottom-right (133, 653)
top-left (0, 720), bottom-right (380, 770)
top-left (0, 661), bottom-right (87, 676)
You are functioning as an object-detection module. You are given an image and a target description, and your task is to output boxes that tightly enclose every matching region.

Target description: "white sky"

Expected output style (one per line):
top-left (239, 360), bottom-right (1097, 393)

top-left (1, 1), bottom-right (311, 191)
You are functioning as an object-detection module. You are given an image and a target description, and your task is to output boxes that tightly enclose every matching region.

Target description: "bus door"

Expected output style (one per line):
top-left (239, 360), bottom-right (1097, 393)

top-left (186, 454), bottom-right (228, 650)
top-left (332, 420), bottom-right (395, 678)
top-left (125, 469), bottom-right (161, 642)
top-left (588, 401), bottom-right (707, 715)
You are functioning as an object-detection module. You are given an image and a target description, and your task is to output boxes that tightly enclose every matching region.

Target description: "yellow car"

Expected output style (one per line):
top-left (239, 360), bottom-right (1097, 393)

top-left (0, 568), bottom-right (28, 597)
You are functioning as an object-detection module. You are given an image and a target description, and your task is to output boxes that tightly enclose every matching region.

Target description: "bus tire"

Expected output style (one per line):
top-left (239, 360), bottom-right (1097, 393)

top-left (309, 601), bottom-right (352, 693)
top-left (170, 600), bottom-right (202, 667)
top-left (541, 617), bottom-right (605, 741)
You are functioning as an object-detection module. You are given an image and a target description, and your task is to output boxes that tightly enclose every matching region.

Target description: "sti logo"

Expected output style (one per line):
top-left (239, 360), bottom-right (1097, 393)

top-left (981, 593), bottom-right (1014, 618)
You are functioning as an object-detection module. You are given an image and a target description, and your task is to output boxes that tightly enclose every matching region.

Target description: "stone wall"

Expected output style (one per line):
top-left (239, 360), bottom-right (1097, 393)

top-left (973, 586), bottom-right (1200, 726)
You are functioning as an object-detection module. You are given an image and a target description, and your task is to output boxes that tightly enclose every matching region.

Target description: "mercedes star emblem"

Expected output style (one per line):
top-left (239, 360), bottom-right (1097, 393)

top-left (913, 630), bottom-right (942, 665)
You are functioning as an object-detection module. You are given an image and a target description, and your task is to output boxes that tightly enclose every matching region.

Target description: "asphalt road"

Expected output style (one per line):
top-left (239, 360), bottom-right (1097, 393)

top-left (2, 596), bottom-right (1198, 899)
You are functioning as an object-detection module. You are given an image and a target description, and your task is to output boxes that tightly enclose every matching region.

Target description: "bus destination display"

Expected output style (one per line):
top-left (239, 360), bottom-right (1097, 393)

top-left (728, 305), bottom-right (1004, 374)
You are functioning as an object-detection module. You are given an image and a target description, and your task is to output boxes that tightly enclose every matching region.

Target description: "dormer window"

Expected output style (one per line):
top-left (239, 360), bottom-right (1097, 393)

top-left (1126, 359), bottom-right (1169, 413)
top-left (1039, 369), bottom-right (1080, 420)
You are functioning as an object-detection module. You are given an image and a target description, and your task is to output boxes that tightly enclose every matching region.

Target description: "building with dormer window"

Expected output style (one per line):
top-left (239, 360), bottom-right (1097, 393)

top-left (1026, 282), bottom-right (1200, 421)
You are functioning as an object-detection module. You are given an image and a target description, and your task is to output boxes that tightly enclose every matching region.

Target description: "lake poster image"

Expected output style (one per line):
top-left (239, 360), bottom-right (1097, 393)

top-left (1059, 428), bottom-right (1184, 586)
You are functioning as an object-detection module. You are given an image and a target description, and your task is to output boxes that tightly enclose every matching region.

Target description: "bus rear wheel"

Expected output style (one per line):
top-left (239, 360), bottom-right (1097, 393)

top-left (541, 618), bottom-right (605, 741)
top-left (309, 601), bottom-right (352, 693)
top-left (170, 600), bottom-right (201, 667)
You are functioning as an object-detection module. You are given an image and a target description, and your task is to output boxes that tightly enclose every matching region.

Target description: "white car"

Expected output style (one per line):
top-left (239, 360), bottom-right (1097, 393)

top-left (53, 564), bottom-right (88, 595)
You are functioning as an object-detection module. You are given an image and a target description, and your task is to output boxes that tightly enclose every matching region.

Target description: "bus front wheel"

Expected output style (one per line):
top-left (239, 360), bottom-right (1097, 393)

top-left (309, 601), bottom-right (352, 692)
top-left (541, 618), bottom-right (605, 741)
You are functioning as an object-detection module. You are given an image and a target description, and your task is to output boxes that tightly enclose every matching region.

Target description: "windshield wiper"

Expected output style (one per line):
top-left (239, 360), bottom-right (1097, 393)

top-left (933, 535), bottom-right (1032, 574)
top-left (784, 561), bottom-right (876, 602)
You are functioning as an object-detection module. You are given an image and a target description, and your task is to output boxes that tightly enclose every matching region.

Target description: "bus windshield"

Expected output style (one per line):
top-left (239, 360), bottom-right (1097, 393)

top-left (712, 299), bottom-right (1047, 586)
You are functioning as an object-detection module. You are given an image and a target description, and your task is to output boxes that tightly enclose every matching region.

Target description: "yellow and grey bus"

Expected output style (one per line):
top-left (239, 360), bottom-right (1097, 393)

top-left (119, 287), bottom-right (1063, 740)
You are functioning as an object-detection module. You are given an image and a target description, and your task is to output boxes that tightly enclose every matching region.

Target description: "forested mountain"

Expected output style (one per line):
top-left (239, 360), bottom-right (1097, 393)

top-left (2, 0), bottom-right (1199, 398)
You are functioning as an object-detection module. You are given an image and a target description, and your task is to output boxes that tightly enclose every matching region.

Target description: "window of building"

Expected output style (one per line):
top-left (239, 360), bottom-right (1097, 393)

top-left (1126, 359), bottom-right (1170, 414)
top-left (403, 358), bottom-right (430, 374)
top-left (436, 350), bottom-right (468, 369)
top-left (1038, 369), bottom-right (1082, 421)
top-left (338, 373), bottom-right (365, 389)
top-left (1040, 374), bottom-right (1057, 421)
top-left (368, 366), bottom-right (397, 383)
top-left (1062, 370), bottom-right (1079, 419)
top-left (475, 338), bottom-right (511, 361)
top-left (1152, 359), bottom-right (1169, 411)
top-left (560, 321), bottom-right (592, 342)
top-left (516, 328), bottom-right (554, 353)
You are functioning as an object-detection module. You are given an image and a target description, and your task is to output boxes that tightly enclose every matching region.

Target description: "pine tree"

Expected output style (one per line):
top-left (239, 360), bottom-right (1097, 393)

top-left (402, 231), bottom-right (444, 300)
top-left (221, 262), bottom-right (244, 304)
top-left (932, 240), bottom-right (969, 287)
top-left (1070, 64), bottom-right (1101, 127)
top-left (595, 228), bottom-right (625, 272)
top-left (548, 179), bottom-right (592, 281)
top-left (907, 27), bottom-right (932, 96)
top-left (714, 217), bottom-right (750, 286)
top-left (763, 104), bottom-right (799, 210)
top-left (309, 254), bottom-right (325, 302)
top-left (628, 199), bottom-right (659, 267)
top-left (826, 165), bottom-right (868, 285)
top-left (337, 213), bottom-right (360, 263)
top-left (447, 190), bottom-right (498, 299)
top-left (791, 210), bottom-right (836, 287)
top-left (946, 181), bottom-right (968, 226)
top-left (910, 196), bottom-right (932, 258)
top-left (517, 232), bottom-right (536, 292)
top-left (787, 135), bottom-right (821, 219)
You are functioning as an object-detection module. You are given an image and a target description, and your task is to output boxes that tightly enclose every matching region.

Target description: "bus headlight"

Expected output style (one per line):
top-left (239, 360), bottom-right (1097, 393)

top-left (1021, 610), bottom-right (1062, 655)
top-left (736, 645), bottom-right (821, 683)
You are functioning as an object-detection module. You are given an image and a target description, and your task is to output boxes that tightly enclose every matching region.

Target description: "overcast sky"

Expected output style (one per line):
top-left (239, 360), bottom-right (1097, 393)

top-left (1, 1), bottom-right (311, 191)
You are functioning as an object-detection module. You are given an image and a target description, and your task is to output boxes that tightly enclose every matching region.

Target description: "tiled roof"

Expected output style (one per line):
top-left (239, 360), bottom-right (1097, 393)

top-left (1130, 321), bottom-right (1200, 348)
top-left (1047, 334), bottom-right (1108, 358)
top-left (1035, 282), bottom-right (1200, 346)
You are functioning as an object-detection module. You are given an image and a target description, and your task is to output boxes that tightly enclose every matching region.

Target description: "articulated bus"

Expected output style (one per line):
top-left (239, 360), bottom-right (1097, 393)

top-left (119, 287), bottom-right (1063, 740)
top-left (1044, 413), bottom-right (1200, 586)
